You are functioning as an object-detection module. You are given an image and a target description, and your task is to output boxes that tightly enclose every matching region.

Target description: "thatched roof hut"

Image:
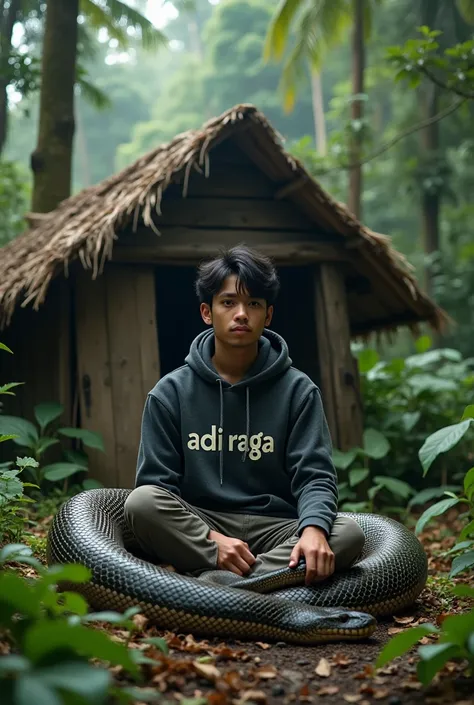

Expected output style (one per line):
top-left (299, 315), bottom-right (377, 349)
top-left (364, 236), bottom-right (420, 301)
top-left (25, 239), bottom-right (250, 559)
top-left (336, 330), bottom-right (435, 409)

top-left (0, 104), bottom-right (447, 488)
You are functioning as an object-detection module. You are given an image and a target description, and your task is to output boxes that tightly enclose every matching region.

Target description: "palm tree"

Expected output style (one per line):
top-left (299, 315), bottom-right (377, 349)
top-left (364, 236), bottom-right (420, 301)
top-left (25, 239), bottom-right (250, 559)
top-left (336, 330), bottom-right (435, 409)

top-left (31, 0), bottom-right (167, 213)
top-left (264, 0), bottom-right (376, 218)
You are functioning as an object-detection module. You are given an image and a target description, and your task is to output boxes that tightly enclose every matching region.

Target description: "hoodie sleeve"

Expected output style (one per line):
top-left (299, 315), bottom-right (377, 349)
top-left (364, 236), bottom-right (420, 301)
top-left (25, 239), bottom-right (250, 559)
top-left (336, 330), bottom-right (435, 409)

top-left (286, 388), bottom-right (338, 538)
top-left (135, 393), bottom-right (184, 495)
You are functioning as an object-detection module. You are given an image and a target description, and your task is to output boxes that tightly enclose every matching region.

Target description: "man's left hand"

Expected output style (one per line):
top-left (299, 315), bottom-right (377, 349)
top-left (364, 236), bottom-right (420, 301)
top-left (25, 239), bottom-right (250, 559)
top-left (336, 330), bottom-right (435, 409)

top-left (289, 526), bottom-right (335, 586)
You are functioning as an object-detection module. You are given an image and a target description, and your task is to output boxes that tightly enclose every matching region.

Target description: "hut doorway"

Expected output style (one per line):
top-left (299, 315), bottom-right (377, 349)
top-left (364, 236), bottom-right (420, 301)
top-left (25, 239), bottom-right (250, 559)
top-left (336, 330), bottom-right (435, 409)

top-left (154, 264), bottom-right (319, 384)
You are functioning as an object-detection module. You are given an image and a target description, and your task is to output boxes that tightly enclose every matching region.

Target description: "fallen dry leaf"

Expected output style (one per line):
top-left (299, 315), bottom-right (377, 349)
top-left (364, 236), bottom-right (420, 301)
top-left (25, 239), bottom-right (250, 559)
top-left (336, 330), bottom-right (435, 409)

top-left (193, 661), bottom-right (221, 681)
top-left (378, 665), bottom-right (398, 676)
top-left (393, 615), bottom-right (415, 624)
top-left (353, 665), bottom-right (375, 680)
top-left (358, 685), bottom-right (375, 696)
top-left (255, 665), bottom-right (277, 680)
top-left (255, 642), bottom-right (271, 650)
top-left (402, 680), bottom-right (423, 691)
top-left (132, 613), bottom-right (149, 631)
top-left (332, 653), bottom-right (354, 668)
top-left (316, 686), bottom-right (339, 696)
top-left (373, 689), bottom-right (390, 700)
top-left (343, 695), bottom-right (363, 702)
top-left (240, 690), bottom-right (267, 702)
top-left (387, 627), bottom-right (405, 635)
top-left (315, 658), bottom-right (331, 677)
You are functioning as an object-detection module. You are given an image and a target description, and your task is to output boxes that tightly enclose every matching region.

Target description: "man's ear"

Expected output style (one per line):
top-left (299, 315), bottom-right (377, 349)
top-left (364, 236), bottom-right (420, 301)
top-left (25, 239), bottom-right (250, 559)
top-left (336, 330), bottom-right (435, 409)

top-left (200, 302), bottom-right (213, 326)
top-left (265, 304), bottom-right (274, 327)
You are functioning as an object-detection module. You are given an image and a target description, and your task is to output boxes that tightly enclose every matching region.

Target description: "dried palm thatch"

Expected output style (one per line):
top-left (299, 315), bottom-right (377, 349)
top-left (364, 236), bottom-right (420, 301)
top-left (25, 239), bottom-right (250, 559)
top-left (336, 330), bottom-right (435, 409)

top-left (0, 103), bottom-right (448, 334)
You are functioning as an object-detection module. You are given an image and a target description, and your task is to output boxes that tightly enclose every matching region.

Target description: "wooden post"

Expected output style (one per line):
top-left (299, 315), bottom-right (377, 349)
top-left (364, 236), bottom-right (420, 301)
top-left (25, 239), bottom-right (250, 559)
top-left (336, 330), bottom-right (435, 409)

top-left (314, 264), bottom-right (363, 451)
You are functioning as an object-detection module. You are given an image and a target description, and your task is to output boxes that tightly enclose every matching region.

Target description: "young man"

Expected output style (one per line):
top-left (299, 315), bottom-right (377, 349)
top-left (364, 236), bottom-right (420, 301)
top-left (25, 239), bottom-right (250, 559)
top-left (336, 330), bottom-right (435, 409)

top-left (125, 245), bottom-right (364, 586)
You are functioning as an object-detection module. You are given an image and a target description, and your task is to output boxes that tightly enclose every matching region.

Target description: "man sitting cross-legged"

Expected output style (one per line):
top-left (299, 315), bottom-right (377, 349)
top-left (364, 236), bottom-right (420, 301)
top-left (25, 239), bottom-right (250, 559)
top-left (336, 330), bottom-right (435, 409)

top-left (125, 245), bottom-right (365, 586)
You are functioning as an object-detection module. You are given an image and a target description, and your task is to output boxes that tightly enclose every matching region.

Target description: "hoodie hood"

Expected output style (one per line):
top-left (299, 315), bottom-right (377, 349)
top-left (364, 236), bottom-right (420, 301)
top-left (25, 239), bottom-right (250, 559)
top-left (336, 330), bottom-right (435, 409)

top-left (184, 328), bottom-right (292, 481)
top-left (185, 328), bottom-right (292, 387)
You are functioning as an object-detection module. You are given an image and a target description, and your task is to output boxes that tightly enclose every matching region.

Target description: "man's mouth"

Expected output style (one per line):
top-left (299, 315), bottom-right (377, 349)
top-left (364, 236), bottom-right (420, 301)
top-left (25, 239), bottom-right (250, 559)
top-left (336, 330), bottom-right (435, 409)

top-left (231, 326), bottom-right (251, 332)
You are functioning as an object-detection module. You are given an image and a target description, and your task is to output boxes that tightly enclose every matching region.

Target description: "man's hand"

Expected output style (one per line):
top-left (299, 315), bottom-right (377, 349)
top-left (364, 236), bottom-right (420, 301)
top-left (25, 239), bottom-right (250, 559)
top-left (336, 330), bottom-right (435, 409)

top-left (289, 526), bottom-right (335, 586)
top-left (209, 530), bottom-right (256, 576)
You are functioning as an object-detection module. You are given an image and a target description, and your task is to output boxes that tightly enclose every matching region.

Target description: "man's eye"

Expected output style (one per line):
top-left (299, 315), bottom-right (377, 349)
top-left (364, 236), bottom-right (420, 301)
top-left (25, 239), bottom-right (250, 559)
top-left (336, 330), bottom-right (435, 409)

top-left (250, 301), bottom-right (261, 307)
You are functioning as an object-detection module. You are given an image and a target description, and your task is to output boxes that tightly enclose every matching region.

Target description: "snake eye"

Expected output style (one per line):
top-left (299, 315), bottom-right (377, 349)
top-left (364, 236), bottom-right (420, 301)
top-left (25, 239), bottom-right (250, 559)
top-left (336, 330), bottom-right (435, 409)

top-left (339, 614), bottom-right (350, 623)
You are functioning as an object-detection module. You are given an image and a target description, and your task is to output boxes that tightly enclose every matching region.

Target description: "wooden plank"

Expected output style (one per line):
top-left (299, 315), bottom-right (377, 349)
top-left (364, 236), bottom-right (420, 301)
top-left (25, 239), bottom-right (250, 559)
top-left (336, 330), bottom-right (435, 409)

top-left (156, 197), bottom-right (316, 231)
top-left (134, 268), bottom-right (160, 400)
top-left (113, 241), bottom-right (348, 266)
top-left (75, 269), bottom-right (117, 487)
top-left (57, 276), bottom-right (72, 426)
top-left (314, 264), bottom-right (363, 451)
top-left (105, 265), bottom-right (157, 489)
top-left (168, 163), bottom-right (277, 199)
top-left (118, 227), bottom-right (337, 248)
top-left (313, 268), bottom-right (337, 442)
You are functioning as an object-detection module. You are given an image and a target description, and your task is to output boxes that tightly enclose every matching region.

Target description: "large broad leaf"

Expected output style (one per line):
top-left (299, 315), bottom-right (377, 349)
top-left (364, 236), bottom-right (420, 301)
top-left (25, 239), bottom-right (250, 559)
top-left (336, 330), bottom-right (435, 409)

top-left (58, 427), bottom-right (105, 452)
top-left (408, 374), bottom-right (457, 395)
top-left (332, 447), bottom-right (358, 470)
top-left (0, 572), bottom-right (38, 618)
top-left (363, 428), bottom-right (390, 459)
top-left (415, 497), bottom-right (460, 535)
top-left (0, 474), bottom-right (23, 501)
top-left (0, 416), bottom-right (38, 447)
top-left (26, 661), bottom-right (111, 700)
top-left (452, 584), bottom-right (474, 599)
top-left (43, 463), bottom-right (86, 482)
top-left (23, 622), bottom-right (139, 675)
top-left (459, 519), bottom-right (474, 542)
top-left (405, 348), bottom-right (462, 368)
top-left (15, 676), bottom-right (61, 705)
top-left (0, 655), bottom-right (30, 673)
top-left (34, 403), bottom-right (64, 432)
top-left (373, 476), bottom-right (413, 499)
top-left (438, 609), bottom-right (474, 647)
top-left (464, 467), bottom-right (474, 499)
top-left (375, 624), bottom-right (438, 668)
top-left (462, 405), bottom-right (474, 421)
top-left (417, 642), bottom-right (460, 685)
top-left (419, 419), bottom-right (473, 475)
top-left (449, 550), bottom-right (474, 578)
top-left (408, 485), bottom-right (460, 509)
top-left (35, 437), bottom-right (60, 455)
top-left (415, 335), bottom-right (432, 353)
top-left (0, 543), bottom-right (34, 563)
top-left (349, 468), bottom-right (369, 487)
top-left (42, 564), bottom-right (91, 587)
top-left (356, 348), bottom-right (379, 374)
top-left (401, 411), bottom-right (421, 432)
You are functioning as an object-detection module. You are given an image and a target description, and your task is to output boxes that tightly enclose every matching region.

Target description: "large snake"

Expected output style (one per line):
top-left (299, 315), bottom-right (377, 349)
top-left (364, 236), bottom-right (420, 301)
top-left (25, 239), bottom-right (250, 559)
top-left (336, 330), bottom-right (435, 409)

top-left (47, 489), bottom-right (428, 644)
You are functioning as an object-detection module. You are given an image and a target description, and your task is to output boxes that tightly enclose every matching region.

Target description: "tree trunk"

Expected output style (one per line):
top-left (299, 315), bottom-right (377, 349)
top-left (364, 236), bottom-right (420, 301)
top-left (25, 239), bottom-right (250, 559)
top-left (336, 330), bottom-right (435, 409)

top-left (310, 69), bottom-right (327, 156)
top-left (419, 83), bottom-right (440, 295)
top-left (30, 0), bottom-right (79, 213)
top-left (0, 0), bottom-right (21, 156)
top-left (348, 0), bottom-right (365, 219)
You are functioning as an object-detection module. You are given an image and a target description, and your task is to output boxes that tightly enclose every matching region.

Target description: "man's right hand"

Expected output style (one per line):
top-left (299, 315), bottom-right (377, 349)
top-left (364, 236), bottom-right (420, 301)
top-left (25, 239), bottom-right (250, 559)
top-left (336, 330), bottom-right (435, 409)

top-left (208, 530), bottom-right (256, 576)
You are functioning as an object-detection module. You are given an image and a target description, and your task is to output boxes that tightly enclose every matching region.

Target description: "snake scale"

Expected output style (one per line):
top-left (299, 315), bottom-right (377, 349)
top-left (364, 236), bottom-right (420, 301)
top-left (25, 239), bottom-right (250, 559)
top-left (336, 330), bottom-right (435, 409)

top-left (47, 489), bottom-right (428, 644)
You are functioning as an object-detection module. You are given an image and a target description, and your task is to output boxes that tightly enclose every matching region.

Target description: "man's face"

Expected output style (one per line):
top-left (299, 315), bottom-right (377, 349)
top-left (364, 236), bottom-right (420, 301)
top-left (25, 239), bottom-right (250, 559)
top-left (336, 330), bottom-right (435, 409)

top-left (200, 274), bottom-right (273, 347)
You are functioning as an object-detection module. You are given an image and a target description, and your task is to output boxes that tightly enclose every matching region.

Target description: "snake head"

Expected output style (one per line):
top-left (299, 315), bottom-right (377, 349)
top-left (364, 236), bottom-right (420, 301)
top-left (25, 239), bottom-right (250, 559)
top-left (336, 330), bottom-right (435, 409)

top-left (294, 606), bottom-right (377, 641)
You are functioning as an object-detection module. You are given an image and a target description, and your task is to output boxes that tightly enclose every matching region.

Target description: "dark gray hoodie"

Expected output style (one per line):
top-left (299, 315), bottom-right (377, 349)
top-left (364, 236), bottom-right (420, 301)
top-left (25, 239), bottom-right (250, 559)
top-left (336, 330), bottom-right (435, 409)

top-left (135, 328), bottom-right (338, 537)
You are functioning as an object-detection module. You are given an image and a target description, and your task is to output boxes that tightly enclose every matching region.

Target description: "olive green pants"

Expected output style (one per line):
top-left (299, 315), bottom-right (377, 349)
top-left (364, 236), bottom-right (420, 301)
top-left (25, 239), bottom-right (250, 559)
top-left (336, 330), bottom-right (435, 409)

top-left (124, 485), bottom-right (365, 578)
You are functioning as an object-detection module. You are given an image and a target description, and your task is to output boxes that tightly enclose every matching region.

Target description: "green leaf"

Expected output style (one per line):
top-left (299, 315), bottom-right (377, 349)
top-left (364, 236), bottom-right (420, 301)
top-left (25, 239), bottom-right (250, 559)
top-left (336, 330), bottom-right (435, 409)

top-left (0, 543), bottom-right (34, 563)
top-left (42, 463), bottom-right (86, 482)
top-left (0, 382), bottom-right (23, 395)
top-left (363, 428), bottom-right (390, 459)
top-left (0, 434), bottom-right (18, 443)
top-left (32, 661), bottom-right (111, 700)
top-left (42, 564), bottom-right (91, 587)
top-left (16, 456), bottom-right (39, 469)
top-left (58, 428), bottom-right (105, 452)
top-left (15, 676), bottom-right (61, 705)
top-left (81, 611), bottom-right (134, 624)
top-left (35, 437), bottom-right (60, 455)
top-left (140, 636), bottom-right (169, 654)
top-left (462, 405), bottom-right (474, 420)
top-left (0, 655), bottom-right (30, 673)
top-left (449, 550), bottom-right (474, 577)
top-left (408, 374), bottom-right (457, 394)
top-left (419, 419), bottom-right (473, 475)
top-left (82, 478), bottom-right (103, 490)
top-left (452, 584), bottom-right (474, 599)
top-left (24, 622), bottom-right (138, 674)
top-left (0, 342), bottom-right (13, 353)
top-left (464, 467), bottom-right (474, 497)
top-left (415, 498), bottom-right (460, 535)
top-left (459, 519), bottom-right (474, 541)
top-left (357, 348), bottom-right (379, 373)
top-left (55, 592), bottom-right (89, 616)
top-left (439, 609), bottom-right (474, 646)
top-left (34, 403), bottom-right (64, 432)
top-left (408, 486), bottom-right (460, 509)
top-left (444, 540), bottom-right (474, 555)
top-left (415, 335), bottom-right (432, 353)
top-left (0, 572), bottom-right (38, 617)
top-left (373, 476), bottom-right (413, 499)
top-left (332, 447), bottom-right (358, 470)
top-left (0, 416), bottom-right (38, 447)
top-left (64, 449), bottom-right (89, 468)
top-left (375, 624), bottom-right (439, 668)
top-left (0, 473), bottom-right (23, 500)
top-left (417, 642), bottom-right (460, 685)
top-left (349, 468), bottom-right (369, 487)
top-left (401, 411), bottom-right (421, 432)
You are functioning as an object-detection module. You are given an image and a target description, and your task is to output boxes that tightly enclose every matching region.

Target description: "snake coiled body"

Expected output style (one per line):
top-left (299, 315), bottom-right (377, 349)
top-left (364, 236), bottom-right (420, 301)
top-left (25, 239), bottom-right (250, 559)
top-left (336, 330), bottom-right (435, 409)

top-left (47, 489), bottom-right (428, 644)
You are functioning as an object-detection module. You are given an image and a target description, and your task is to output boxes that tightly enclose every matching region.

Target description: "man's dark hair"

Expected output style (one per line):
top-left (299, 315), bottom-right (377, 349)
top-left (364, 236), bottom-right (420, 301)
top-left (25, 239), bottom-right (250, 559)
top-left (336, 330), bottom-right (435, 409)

top-left (195, 245), bottom-right (280, 306)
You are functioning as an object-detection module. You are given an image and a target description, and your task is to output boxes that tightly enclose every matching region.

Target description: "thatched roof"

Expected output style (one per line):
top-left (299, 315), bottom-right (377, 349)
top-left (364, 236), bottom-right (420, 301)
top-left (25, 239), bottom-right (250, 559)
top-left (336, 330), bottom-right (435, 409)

top-left (0, 103), bottom-right (448, 334)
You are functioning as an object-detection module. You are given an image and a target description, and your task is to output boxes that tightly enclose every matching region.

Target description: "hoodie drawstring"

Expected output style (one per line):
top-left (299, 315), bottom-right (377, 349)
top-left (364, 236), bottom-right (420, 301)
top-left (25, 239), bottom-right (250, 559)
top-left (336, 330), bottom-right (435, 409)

top-left (242, 386), bottom-right (250, 463)
top-left (217, 379), bottom-right (224, 486)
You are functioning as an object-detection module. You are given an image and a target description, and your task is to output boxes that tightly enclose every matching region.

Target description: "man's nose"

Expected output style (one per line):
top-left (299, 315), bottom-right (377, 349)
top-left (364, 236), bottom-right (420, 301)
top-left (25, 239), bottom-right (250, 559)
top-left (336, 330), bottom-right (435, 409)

top-left (234, 305), bottom-right (248, 320)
